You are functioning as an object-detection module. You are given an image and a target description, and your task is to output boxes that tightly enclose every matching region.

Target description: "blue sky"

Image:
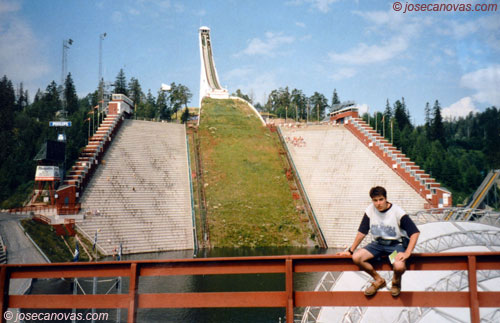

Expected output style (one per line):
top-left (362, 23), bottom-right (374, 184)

top-left (1, 0), bottom-right (499, 124)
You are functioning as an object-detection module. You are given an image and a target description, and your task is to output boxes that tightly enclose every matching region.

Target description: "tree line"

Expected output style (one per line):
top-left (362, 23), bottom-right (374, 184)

top-left (362, 98), bottom-right (499, 206)
top-left (232, 87), bottom-right (340, 121)
top-left (0, 71), bottom-right (192, 208)
top-left (113, 69), bottom-right (192, 123)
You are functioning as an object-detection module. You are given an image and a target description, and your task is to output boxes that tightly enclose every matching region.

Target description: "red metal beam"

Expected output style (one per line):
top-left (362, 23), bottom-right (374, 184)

top-left (295, 291), bottom-right (472, 307)
top-left (285, 258), bottom-right (294, 323)
top-left (1, 252), bottom-right (499, 323)
top-left (468, 255), bottom-right (480, 323)
top-left (0, 266), bottom-right (9, 322)
top-left (128, 263), bottom-right (139, 323)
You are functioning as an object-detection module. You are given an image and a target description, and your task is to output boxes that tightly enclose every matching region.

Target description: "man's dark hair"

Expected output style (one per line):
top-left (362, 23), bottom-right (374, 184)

top-left (369, 186), bottom-right (387, 199)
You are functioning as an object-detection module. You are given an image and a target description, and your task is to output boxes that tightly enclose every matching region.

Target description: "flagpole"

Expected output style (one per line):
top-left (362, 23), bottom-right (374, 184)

top-left (116, 243), bottom-right (122, 323)
top-left (92, 230), bottom-right (98, 323)
top-left (72, 241), bottom-right (79, 323)
top-left (391, 118), bottom-right (394, 144)
top-left (383, 115), bottom-right (385, 138)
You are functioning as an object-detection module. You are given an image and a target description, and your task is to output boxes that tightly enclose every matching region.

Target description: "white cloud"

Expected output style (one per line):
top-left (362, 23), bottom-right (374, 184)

top-left (442, 97), bottom-right (479, 119)
top-left (328, 36), bottom-right (408, 65)
top-left (111, 11), bottom-right (123, 23)
top-left (0, 0), bottom-right (20, 14)
top-left (237, 32), bottom-right (294, 57)
top-left (353, 9), bottom-right (403, 27)
top-left (295, 22), bottom-right (306, 28)
top-left (330, 68), bottom-right (356, 81)
top-left (438, 14), bottom-right (500, 40)
top-left (230, 72), bottom-right (278, 104)
top-left (225, 67), bottom-right (253, 80)
top-left (0, 15), bottom-right (50, 84)
top-left (354, 103), bottom-right (370, 115)
top-left (173, 3), bottom-right (184, 13)
top-left (310, 0), bottom-right (339, 13)
top-left (286, 0), bottom-right (340, 13)
top-left (128, 8), bottom-right (140, 15)
top-left (443, 48), bottom-right (455, 57)
top-left (460, 65), bottom-right (500, 106)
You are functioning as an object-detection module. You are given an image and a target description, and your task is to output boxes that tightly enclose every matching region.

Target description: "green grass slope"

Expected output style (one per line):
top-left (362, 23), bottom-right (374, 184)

top-left (199, 98), bottom-right (313, 247)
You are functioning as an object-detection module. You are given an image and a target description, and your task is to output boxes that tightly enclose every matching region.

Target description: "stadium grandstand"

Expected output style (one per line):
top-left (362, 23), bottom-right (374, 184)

top-left (279, 107), bottom-right (451, 248)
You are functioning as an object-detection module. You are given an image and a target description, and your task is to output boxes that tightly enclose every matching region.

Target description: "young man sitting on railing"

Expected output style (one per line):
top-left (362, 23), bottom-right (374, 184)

top-left (337, 186), bottom-right (420, 297)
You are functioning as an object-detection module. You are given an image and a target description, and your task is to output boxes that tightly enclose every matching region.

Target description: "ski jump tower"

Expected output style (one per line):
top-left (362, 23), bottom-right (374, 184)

top-left (199, 26), bottom-right (229, 107)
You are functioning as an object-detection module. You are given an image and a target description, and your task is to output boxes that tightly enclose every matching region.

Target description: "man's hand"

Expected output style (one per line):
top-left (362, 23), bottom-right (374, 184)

top-left (336, 251), bottom-right (352, 256)
top-left (395, 251), bottom-right (410, 262)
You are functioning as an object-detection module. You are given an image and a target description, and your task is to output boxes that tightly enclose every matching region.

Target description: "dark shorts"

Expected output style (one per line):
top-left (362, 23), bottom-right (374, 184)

top-left (363, 241), bottom-right (405, 260)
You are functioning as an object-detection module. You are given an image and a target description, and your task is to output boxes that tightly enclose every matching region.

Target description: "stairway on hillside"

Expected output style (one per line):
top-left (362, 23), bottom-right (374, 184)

top-left (63, 113), bottom-right (123, 189)
top-left (280, 125), bottom-right (428, 248)
top-left (77, 120), bottom-right (194, 255)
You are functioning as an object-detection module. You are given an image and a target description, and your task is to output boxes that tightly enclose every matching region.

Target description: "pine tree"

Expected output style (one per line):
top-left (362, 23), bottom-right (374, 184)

top-left (291, 89), bottom-right (307, 121)
top-left (43, 81), bottom-right (61, 120)
top-left (16, 83), bottom-right (28, 111)
top-left (157, 90), bottom-right (171, 120)
top-left (424, 102), bottom-right (431, 138)
top-left (233, 89), bottom-right (251, 103)
top-left (0, 76), bottom-right (17, 201)
top-left (64, 73), bottom-right (79, 115)
top-left (128, 77), bottom-right (144, 106)
top-left (113, 69), bottom-right (128, 96)
top-left (181, 107), bottom-right (190, 124)
top-left (331, 88), bottom-right (340, 111)
top-left (431, 100), bottom-right (445, 145)
top-left (383, 99), bottom-right (392, 139)
top-left (393, 98), bottom-right (411, 131)
top-left (309, 92), bottom-right (328, 121)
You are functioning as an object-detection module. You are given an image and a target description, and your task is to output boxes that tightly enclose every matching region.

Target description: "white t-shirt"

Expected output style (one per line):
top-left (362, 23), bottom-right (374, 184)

top-left (364, 203), bottom-right (407, 240)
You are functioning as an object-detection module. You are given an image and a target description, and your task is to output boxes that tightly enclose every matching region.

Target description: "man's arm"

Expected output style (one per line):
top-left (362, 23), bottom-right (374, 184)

top-left (395, 231), bottom-right (420, 262)
top-left (337, 231), bottom-right (366, 256)
top-left (337, 214), bottom-right (369, 256)
top-left (395, 214), bottom-right (420, 261)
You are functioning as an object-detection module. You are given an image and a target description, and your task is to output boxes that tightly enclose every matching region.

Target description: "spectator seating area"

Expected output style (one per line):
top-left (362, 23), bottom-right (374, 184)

top-left (76, 120), bottom-right (194, 255)
top-left (280, 124), bottom-right (428, 248)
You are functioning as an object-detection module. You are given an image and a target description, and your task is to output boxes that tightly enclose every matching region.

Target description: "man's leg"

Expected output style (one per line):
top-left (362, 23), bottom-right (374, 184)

top-left (392, 259), bottom-right (406, 282)
top-left (391, 252), bottom-right (406, 297)
top-left (352, 249), bottom-right (384, 283)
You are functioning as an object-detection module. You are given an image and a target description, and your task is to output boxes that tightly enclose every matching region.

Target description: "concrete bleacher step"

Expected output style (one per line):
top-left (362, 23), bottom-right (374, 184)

top-left (281, 124), bottom-right (428, 248)
top-left (77, 120), bottom-right (194, 255)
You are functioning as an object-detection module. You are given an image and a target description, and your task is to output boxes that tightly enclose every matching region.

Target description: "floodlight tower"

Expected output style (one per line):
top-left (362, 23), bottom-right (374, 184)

top-left (98, 33), bottom-right (107, 121)
top-left (99, 32), bottom-right (107, 85)
top-left (61, 38), bottom-right (73, 86)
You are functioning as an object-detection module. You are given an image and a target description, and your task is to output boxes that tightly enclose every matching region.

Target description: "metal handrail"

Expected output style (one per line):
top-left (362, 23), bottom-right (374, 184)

top-left (276, 126), bottom-right (328, 248)
top-left (2, 252), bottom-right (498, 323)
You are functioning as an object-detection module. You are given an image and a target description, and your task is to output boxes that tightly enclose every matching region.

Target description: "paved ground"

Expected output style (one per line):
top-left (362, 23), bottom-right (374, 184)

top-left (0, 212), bottom-right (48, 295)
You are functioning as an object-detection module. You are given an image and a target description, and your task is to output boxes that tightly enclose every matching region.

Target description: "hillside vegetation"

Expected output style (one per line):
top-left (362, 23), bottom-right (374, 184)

top-left (199, 98), bottom-right (313, 247)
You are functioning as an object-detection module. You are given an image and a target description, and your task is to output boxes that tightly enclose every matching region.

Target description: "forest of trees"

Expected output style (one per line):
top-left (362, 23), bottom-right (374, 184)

top-left (0, 71), bottom-right (192, 209)
top-left (1, 73), bottom-right (499, 208)
top-left (361, 98), bottom-right (499, 205)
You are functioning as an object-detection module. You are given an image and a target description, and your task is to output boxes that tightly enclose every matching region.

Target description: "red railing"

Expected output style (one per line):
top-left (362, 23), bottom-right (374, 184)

top-left (1, 252), bottom-right (499, 323)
